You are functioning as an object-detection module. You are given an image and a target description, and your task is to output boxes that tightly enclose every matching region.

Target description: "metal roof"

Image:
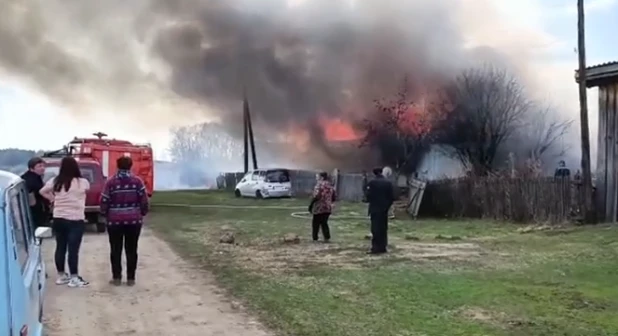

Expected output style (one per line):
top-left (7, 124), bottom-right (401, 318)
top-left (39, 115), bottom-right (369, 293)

top-left (574, 61), bottom-right (618, 88)
top-left (586, 61), bottom-right (618, 69)
top-left (0, 170), bottom-right (21, 193)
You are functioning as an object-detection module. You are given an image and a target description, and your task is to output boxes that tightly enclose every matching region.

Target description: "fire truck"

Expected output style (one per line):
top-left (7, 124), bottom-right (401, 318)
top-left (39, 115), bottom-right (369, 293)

top-left (42, 132), bottom-right (154, 233)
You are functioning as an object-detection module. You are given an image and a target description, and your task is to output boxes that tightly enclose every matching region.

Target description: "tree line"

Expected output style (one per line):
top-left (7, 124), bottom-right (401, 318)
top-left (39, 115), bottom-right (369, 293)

top-left (0, 149), bottom-right (44, 174)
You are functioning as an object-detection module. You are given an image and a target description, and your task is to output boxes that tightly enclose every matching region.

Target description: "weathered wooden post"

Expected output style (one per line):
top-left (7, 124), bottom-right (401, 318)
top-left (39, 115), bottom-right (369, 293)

top-left (576, 61), bottom-right (618, 222)
top-left (331, 168), bottom-right (340, 194)
top-left (406, 178), bottom-right (427, 219)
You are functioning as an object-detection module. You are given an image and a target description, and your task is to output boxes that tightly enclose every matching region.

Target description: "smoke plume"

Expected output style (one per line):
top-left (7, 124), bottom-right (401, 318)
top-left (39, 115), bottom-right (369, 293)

top-left (0, 0), bottom-right (560, 172)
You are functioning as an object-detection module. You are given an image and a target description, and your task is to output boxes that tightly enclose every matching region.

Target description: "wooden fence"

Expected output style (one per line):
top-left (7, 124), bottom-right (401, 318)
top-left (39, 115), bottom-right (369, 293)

top-left (220, 172), bottom-right (584, 223)
top-left (221, 170), bottom-right (319, 196)
top-left (418, 176), bottom-right (582, 223)
top-left (222, 170), bottom-right (402, 202)
top-left (221, 170), bottom-right (369, 201)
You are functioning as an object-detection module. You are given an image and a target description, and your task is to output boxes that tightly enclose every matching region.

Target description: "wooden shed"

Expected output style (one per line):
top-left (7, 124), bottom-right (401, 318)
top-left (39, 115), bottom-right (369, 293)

top-left (576, 61), bottom-right (618, 222)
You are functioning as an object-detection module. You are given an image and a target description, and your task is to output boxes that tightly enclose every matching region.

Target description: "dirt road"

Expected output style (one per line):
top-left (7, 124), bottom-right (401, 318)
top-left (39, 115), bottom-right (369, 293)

top-left (42, 229), bottom-right (271, 336)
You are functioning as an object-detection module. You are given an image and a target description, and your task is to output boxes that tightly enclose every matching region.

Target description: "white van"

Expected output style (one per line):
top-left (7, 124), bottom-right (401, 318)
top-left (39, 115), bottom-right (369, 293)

top-left (1, 170), bottom-right (53, 336)
top-left (234, 168), bottom-right (292, 198)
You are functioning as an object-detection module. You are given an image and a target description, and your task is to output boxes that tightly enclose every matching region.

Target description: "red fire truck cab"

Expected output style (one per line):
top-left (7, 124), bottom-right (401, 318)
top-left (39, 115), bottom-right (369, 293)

top-left (42, 133), bottom-right (154, 233)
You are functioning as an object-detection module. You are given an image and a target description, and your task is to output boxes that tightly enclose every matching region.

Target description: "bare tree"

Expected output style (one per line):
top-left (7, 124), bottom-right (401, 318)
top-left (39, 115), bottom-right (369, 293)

top-left (519, 106), bottom-right (573, 161)
top-left (168, 122), bottom-right (243, 185)
top-left (360, 77), bottom-right (442, 176)
top-left (437, 65), bottom-right (530, 175)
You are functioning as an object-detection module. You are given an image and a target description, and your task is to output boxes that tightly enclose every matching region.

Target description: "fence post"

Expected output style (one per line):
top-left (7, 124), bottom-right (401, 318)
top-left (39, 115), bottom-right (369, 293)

top-left (332, 168), bottom-right (340, 193)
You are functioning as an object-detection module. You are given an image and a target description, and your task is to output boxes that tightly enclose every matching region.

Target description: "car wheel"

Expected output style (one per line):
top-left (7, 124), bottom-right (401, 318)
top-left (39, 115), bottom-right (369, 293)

top-left (256, 190), bottom-right (263, 199)
top-left (96, 223), bottom-right (106, 233)
top-left (234, 189), bottom-right (241, 198)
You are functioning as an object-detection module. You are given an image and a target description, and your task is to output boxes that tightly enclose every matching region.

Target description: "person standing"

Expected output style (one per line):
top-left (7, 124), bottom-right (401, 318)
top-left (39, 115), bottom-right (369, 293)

top-left (361, 171), bottom-right (369, 204)
top-left (21, 157), bottom-right (50, 228)
top-left (39, 156), bottom-right (90, 288)
top-left (366, 167), bottom-right (394, 254)
top-left (309, 171), bottom-right (336, 243)
top-left (382, 166), bottom-right (396, 219)
top-left (554, 160), bottom-right (571, 178)
top-left (101, 156), bottom-right (149, 286)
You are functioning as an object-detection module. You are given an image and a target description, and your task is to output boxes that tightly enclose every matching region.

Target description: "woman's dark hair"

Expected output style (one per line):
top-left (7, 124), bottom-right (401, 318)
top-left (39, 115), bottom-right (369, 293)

top-left (318, 171), bottom-right (329, 180)
top-left (53, 156), bottom-right (82, 192)
top-left (117, 156), bottom-right (133, 170)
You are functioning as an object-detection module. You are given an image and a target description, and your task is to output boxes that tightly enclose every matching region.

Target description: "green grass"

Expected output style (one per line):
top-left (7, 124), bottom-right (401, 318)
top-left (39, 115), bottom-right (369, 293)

top-left (149, 190), bottom-right (618, 336)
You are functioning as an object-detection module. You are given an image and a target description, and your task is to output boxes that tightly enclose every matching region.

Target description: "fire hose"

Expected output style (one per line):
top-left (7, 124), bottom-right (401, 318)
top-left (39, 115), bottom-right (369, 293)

top-left (152, 203), bottom-right (396, 219)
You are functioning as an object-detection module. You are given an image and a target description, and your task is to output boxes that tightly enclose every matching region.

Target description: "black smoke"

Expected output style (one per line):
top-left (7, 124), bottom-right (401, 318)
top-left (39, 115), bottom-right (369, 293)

top-left (0, 0), bottom-right (526, 168)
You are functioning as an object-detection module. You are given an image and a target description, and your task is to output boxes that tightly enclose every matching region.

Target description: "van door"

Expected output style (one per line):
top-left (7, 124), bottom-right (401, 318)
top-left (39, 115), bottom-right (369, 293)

top-left (1, 198), bottom-right (13, 336)
top-left (8, 186), bottom-right (43, 335)
top-left (19, 185), bottom-right (45, 334)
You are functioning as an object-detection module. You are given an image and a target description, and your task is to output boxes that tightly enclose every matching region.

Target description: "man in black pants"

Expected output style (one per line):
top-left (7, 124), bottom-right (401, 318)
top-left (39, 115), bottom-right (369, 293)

top-left (366, 167), bottom-right (394, 254)
top-left (100, 157), bottom-right (149, 286)
top-left (21, 157), bottom-right (50, 228)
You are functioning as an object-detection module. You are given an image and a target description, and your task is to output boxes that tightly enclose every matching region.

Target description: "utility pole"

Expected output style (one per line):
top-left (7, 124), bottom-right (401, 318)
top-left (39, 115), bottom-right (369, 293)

top-left (577, 0), bottom-right (595, 223)
top-left (242, 89), bottom-right (258, 173)
top-left (243, 99), bottom-right (249, 173)
top-left (244, 94), bottom-right (258, 170)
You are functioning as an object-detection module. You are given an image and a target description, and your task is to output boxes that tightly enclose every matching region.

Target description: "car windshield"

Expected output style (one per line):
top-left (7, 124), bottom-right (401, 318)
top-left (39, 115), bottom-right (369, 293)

top-left (264, 169), bottom-right (290, 183)
top-left (44, 166), bottom-right (96, 183)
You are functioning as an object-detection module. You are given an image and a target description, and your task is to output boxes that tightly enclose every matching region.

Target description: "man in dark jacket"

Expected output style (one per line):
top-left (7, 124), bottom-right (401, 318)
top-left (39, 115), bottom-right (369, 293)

top-left (21, 157), bottom-right (49, 228)
top-left (554, 160), bottom-right (570, 178)
top-left (366, 167), bottom-right (394, 254)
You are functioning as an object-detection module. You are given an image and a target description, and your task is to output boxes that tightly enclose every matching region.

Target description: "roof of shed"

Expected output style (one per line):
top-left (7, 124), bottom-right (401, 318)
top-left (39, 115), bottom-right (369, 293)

top-left (575, 61), bottom-right (618, 88)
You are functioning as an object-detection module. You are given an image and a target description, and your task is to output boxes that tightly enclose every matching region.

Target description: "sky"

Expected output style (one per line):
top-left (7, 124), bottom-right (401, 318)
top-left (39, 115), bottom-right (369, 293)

top-left (0, 0), bottom-right (616, 161)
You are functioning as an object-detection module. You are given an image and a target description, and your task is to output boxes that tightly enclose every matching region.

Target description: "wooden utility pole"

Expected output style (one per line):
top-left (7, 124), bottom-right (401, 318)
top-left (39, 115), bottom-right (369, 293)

top-left (244, 94), bottom-right (258, 170)
top-left (243, 101), bottom-right (249, 173)
top-left (242, 90), bottom-right (258, 173)
top-left (577, 0), bottom-right (595, 222)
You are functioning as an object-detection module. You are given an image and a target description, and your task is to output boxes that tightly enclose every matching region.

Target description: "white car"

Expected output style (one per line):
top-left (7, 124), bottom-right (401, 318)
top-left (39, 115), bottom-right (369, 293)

top-left (234, 168), bottom-right (293, 198)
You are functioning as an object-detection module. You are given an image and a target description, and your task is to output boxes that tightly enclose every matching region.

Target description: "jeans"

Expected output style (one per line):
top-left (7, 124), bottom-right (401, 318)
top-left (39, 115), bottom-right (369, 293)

top-left (53, 218), bottom-right (86, 275)
top-left (108, 225), bottom-right (142, 280)
top-left (312, 213), bottom-right (331, 241)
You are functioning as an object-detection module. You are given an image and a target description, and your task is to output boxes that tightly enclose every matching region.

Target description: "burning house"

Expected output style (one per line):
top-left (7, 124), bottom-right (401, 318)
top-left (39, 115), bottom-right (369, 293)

top-left (0, 0), bottom-right (573, 181)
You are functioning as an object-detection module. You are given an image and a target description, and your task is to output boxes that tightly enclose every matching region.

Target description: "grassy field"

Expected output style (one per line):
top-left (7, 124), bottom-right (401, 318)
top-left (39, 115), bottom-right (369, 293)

top-left (149, 190), bottom-right (618, 336)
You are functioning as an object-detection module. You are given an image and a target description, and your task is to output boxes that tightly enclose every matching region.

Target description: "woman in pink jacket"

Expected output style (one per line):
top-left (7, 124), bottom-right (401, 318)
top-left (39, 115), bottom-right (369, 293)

top-left (40, 156), bottom-right (90, 288)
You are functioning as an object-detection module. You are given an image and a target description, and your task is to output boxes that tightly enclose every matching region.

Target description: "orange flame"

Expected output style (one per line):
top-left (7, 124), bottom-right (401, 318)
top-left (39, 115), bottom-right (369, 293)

top-left (399, 104), bottom-right (433, 136)
top-left (319, 117), bottom-right (362, 142)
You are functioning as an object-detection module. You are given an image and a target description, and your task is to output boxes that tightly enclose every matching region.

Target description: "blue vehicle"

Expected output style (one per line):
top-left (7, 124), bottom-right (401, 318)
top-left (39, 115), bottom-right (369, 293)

top-left (0, 170), bottom-right (53, 336)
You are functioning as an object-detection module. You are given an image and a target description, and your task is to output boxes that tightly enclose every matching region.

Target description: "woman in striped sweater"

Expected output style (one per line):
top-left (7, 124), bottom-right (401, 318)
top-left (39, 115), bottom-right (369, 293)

top-left (100, 156), bottom-right (150, 286)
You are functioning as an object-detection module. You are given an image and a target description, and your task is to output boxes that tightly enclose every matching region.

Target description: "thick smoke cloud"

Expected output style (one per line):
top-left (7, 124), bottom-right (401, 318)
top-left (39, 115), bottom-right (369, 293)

top-left (1, 0), bottom-right (487, 127)
top-left (151, 0), bottom-right (470, 129)
top-left (0, 0), bottom-right (558, 172)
